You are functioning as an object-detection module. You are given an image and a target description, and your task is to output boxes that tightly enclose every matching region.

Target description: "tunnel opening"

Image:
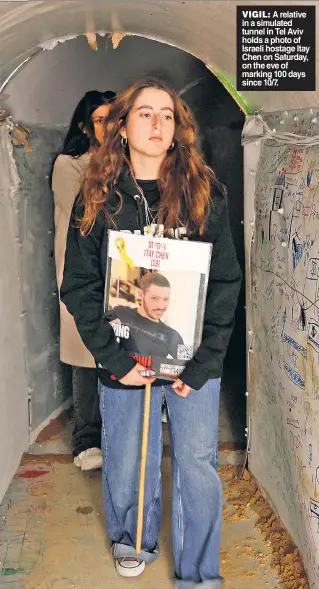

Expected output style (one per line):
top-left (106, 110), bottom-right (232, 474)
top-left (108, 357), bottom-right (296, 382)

top-left (0, 33), bottom-right (246, 450)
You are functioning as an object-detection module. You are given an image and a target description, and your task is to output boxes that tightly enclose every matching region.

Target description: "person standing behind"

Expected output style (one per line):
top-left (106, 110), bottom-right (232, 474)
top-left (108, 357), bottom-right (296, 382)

top-left (51, 89), bottom-right (116, 471)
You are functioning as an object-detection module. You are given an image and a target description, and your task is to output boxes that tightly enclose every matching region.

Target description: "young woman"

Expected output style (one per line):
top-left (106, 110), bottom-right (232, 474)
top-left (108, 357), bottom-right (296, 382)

top-left (61, 79), bottom-right (242, 587)
top-left (51, 89), bottom-right (116, 471)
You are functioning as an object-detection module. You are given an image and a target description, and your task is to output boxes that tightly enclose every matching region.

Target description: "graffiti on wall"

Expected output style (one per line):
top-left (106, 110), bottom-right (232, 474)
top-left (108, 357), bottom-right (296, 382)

top-left (247, 111), bottom-right (319, 589)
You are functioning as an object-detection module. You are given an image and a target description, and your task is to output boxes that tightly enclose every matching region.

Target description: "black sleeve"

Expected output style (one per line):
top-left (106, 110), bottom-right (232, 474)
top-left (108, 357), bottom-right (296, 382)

top-left (181, 197), bottom-right (242, 390)
top-left (60, 200), bottom-right (136, 379)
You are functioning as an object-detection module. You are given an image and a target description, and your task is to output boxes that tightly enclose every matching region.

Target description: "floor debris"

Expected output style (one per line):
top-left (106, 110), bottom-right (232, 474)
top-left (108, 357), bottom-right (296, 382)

top-left (221, 466), bottom-right (309, 589)
top-left (0, 454), bottom-right (309, 588)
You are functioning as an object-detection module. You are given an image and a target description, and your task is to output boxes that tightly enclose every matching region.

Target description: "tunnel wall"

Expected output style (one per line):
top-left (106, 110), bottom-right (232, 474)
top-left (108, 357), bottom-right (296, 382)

top-left (12, 126), bottom-right (72, 432)
top-left (1, 1), bottom-right (319, 113)
top-left (0, 125), bottom-right (29, 501)
top-left (244, 110), bottom-right (319, 589)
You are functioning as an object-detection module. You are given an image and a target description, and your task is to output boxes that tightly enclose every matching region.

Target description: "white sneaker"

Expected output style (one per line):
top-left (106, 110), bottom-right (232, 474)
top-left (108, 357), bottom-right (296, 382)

top-left (74, 447), bottom-right (103, 471)
top-left (115, 557), bottom-right (145, 577)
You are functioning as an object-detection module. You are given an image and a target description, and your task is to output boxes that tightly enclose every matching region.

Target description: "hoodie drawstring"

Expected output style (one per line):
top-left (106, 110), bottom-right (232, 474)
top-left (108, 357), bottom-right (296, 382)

top-left (134, 194), bottom-right (145, 235)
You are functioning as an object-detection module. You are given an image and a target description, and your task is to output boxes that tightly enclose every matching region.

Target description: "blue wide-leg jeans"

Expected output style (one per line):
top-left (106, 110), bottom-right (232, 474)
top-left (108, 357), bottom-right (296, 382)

top-left (99, 379), bottom-right (223, 588)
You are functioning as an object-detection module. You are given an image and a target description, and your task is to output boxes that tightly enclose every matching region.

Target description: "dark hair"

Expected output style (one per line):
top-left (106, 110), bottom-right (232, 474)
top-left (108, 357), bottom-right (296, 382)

top-left (61, 90), bottom-right (116, 157)
top-left (140, 272), bottom-right (170, 292)
top-left (49, 89), bottom-right (116, 188)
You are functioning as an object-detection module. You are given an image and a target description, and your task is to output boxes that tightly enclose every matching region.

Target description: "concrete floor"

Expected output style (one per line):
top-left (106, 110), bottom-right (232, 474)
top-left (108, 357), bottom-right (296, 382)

top-left (0, 454), bottom-right (281, 589)
top-left (0, 384), bottom-right (308, 589)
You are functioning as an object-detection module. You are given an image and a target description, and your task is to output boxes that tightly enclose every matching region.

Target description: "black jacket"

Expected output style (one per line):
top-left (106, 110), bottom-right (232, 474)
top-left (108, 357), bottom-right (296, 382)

top-left (60, 169), bottom-right (242, 390)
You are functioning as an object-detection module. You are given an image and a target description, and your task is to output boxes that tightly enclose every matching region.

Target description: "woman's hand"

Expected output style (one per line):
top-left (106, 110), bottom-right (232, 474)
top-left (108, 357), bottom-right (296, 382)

top-left (172, 379), bottom-right (192, 398)
top-left (119, 363), bottom-right (156, 387)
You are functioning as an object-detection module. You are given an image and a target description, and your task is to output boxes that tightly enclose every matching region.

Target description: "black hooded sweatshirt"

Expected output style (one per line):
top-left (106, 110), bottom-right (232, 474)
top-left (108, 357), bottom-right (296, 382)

top-left (60, 169), bottom-right (242, 390)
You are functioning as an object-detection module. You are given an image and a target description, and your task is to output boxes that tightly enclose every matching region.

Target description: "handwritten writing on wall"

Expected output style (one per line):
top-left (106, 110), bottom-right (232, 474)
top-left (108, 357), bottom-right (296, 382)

top-left (248, 118), bottom-right (319, 588)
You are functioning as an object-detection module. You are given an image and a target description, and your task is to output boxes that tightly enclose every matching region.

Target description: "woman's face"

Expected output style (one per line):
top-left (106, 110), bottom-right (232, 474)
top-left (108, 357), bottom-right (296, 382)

top-left (121, 87), bottom-right (175, 159)
top-left (91, 104), bottom-right (112, 145)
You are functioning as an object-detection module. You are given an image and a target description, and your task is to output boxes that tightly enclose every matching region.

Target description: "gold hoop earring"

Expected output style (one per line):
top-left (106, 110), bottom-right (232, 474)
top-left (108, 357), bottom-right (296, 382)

top-left (168, 140), bottom-right (175, 151)
top-left (121, 136), bottom-right (127, 147)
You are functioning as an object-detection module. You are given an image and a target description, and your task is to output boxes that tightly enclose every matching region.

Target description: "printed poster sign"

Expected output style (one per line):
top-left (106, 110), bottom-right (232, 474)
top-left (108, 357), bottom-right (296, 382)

top-left (104, 230), bottom-right (212, 380)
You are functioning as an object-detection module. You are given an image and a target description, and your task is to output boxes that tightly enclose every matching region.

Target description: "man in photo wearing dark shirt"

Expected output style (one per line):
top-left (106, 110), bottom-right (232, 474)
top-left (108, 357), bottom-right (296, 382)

top-left (108, 272), bottom-right (184, 358)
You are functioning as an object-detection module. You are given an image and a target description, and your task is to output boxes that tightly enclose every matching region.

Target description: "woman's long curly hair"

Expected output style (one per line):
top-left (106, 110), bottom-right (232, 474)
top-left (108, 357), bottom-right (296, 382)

top-left (79, 78), bottom-right (221, 236)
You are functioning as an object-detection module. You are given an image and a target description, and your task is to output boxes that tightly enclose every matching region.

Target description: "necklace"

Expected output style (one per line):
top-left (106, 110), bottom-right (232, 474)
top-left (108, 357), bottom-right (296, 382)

top-left (143, 197), bottom-right (158, 227)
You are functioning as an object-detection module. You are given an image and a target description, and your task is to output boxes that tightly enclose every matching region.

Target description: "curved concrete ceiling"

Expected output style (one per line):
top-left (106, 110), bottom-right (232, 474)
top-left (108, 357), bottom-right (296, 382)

top-left (0, 0), bottom-right (318, 114)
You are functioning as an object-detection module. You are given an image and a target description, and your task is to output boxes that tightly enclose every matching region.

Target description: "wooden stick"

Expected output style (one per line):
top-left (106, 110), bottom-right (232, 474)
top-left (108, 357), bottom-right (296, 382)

top-left (136, 382), bottom-right (152, 554)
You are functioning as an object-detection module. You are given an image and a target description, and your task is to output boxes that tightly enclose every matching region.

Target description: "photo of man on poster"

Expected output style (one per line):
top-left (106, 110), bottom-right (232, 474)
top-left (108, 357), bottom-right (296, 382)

top-left (108, 271), bottom-right (184, 358)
